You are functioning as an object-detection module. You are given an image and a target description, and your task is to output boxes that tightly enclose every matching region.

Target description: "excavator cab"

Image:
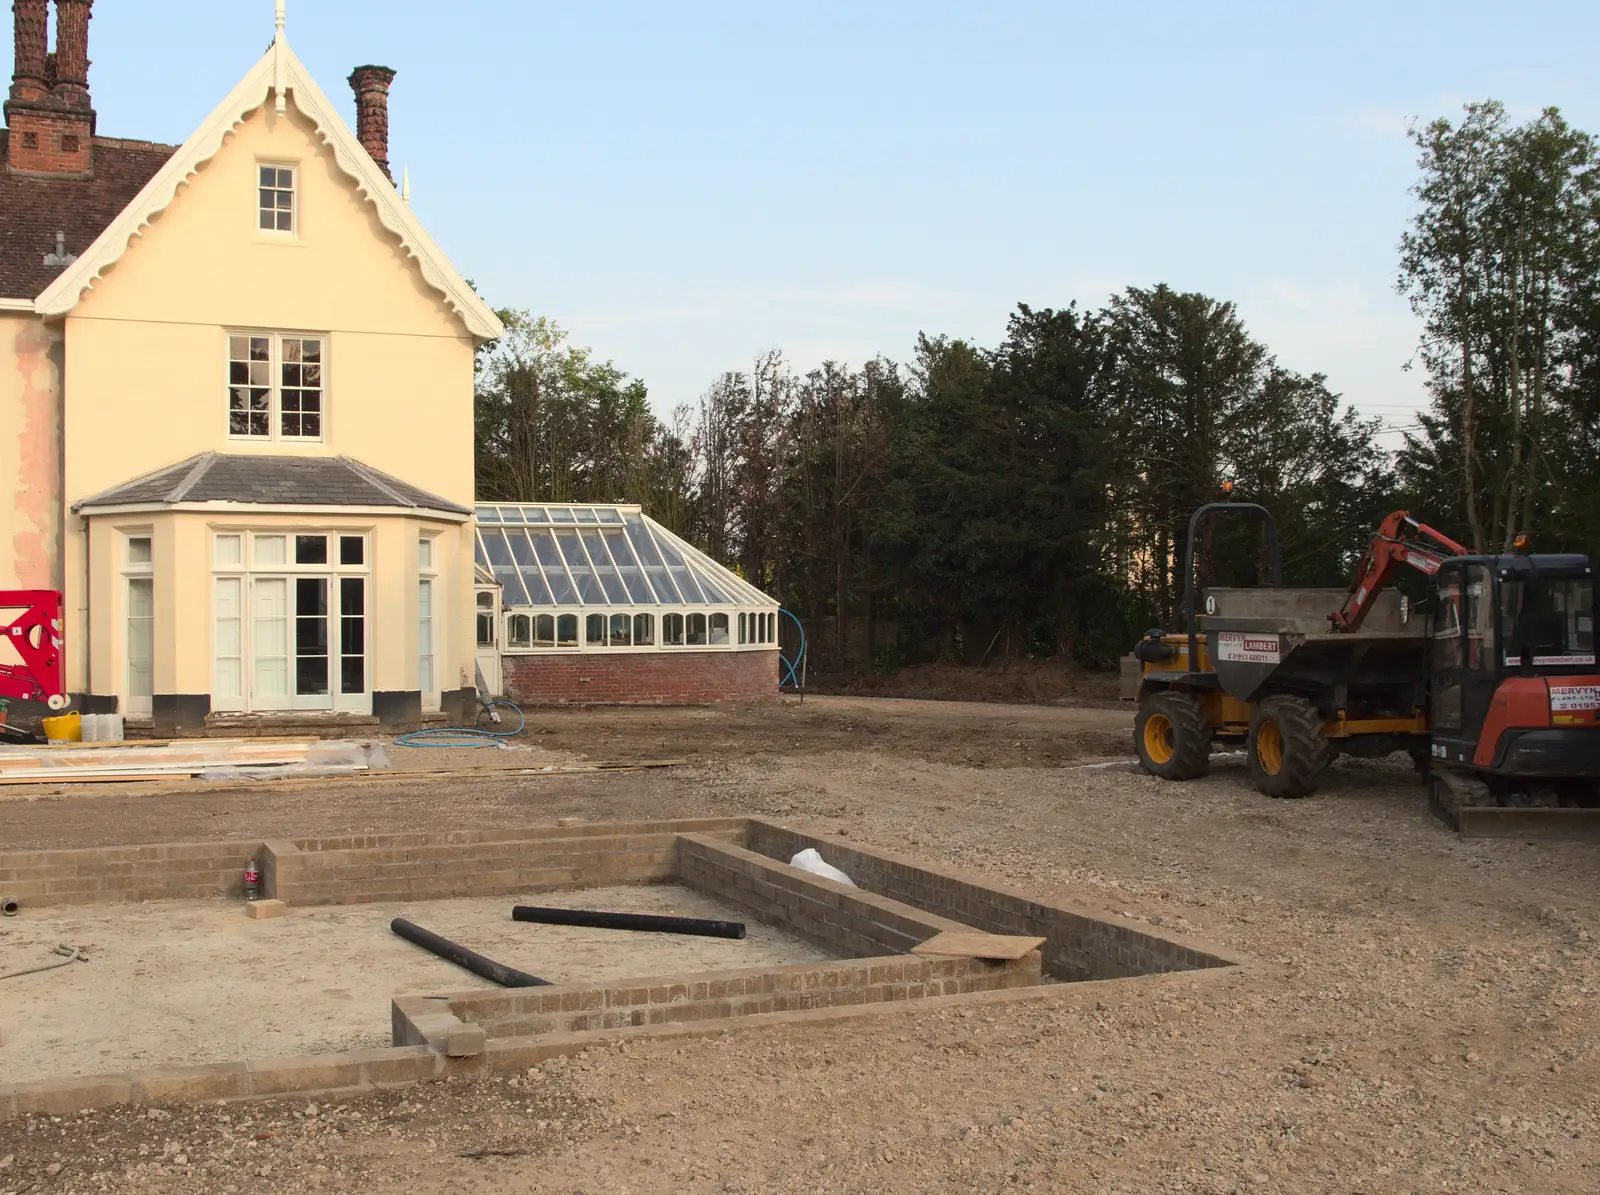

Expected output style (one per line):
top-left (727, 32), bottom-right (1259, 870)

top-left (1425, 554), bottom-right (1600, 786)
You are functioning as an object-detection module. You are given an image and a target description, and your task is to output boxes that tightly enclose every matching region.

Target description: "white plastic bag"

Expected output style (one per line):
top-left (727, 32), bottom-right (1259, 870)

top-left (305, 741), bottom-right (369, 767)
top-left (789, 847), bottom-right (855, 887)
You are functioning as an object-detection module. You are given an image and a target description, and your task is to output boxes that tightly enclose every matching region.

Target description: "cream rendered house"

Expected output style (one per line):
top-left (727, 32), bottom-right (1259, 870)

top-left (0, 3), bottom-right (502, 733)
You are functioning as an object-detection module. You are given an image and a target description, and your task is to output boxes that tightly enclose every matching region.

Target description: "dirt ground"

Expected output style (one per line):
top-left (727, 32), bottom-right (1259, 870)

top-left (0, 696), bottom-right (1134, 846)
top-left (810, 657), bottom-right (1124, 705)
top-left (0, 886), bottom-right (827, 1085)
top-left (1, 694), bottom-right (1598, 1194)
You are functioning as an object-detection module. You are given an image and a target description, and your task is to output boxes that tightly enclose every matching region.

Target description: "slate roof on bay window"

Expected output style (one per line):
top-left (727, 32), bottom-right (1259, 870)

top-left (72, 453), bottom-right (471, 515)
top-left (474, 503), bottom-right (775, 609)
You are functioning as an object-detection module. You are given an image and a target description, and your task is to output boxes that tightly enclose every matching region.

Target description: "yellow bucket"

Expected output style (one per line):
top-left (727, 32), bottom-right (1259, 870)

top-left (41, 711), bottom-right (81, 744)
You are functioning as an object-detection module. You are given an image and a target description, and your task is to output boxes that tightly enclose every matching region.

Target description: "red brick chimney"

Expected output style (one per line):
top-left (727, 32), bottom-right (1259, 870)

top-left (8, 0), bottom-right (48, 103)
top-left (6, 0), bottom-right (96, 177)
top-left (347, 65), bottom-right (396, 183)
top-left (50, 0), bottom-right (90, 109)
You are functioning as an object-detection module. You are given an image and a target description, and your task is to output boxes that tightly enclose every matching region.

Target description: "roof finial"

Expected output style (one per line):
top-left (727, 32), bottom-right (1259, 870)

top-left (273, 0), bottom-right (288, 114)
top-left (401, 166), bottom-right (411, 204)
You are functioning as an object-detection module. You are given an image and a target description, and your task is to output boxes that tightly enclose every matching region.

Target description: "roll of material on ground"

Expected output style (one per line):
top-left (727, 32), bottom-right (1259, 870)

top-left (511, 905), bottom-right (747, 940)
top-left (389, 918), bottom-right (550, 987)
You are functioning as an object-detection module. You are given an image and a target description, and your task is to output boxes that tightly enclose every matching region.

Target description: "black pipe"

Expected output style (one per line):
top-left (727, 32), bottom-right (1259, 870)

top-left (390, 918), bottom-right (550, 987)
top-left (512, 905), bottom-right (746, 940)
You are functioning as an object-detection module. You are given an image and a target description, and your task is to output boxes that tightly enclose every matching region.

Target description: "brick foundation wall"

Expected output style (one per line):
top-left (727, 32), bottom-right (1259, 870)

top-left (263, 818), bottom-right (746, 906)
top-left (405, 952), bottom-right (1041, 1043)
top-left (0, 819), bottom-right (1230, 982)
top-left (0, 840), bottom-right (258, 908)
top-left (0, 819), bottom-right (748, 912)
top-left (501, 649), bottom-right (779, 705)
top-left (676, 834), bottom-right (968, 958)
top-left (743, 820), bottom-right (1233, 981)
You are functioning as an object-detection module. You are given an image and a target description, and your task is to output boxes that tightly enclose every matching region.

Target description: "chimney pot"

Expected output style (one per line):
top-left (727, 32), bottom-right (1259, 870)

top-left (9, 0), bottom-right (49, 102)
top-left (51, 0), bottom-right (92, 107)
top-left (347, 64), bottom-right (397, 183)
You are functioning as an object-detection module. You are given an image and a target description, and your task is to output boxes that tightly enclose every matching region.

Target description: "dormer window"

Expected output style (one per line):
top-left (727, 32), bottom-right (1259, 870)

top-left (258, 164), bottom-right (296, 232)
top-left (228, 332), bottom-right (325, 440)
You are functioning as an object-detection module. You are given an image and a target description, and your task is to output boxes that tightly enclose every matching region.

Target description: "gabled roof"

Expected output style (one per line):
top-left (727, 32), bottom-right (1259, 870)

top-left (0, 132), bottom-right (177, 301)
top-left (474, 503), bottom-right (777, 609)
top-left (35, 27), bottom-right (503, 342)
top-left (73, 452), bottom-right (471, 516)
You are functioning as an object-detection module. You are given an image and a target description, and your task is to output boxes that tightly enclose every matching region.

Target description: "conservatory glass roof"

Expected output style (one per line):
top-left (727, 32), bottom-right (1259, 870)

top-left (474, 504), bottom-right (775, 609)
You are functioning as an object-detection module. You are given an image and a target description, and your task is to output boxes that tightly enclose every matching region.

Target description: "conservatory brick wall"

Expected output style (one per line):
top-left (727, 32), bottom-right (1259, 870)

top-left (501, 649), bottom-right (780, 705)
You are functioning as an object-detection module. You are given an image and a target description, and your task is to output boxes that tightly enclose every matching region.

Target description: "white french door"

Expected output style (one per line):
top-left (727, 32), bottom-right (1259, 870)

top-left (241, 574), bottom-right (366, 713)
top-left (250, 577), bottom-right (291, 711)
top-left (292, 576), bottom-right (331, 710)
top-left (126, 577), bottom-right (154, 717)
top-left (337, 576), bottom-right (367, 711)
top-left (213, 577), bottom-right (245, 710)
top-left (222, 532), bottom-right (371, 715)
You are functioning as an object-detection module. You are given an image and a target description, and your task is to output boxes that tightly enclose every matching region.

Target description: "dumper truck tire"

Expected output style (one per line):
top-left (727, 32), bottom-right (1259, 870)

top-left (1135, 691), bottom-right (1210, 781)
top-left (1247, 696), bottom-right (1331, 799)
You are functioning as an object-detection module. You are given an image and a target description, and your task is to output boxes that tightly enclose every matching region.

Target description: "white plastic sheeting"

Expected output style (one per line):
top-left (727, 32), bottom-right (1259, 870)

top-left (788, 847), bottom-right (855, 887)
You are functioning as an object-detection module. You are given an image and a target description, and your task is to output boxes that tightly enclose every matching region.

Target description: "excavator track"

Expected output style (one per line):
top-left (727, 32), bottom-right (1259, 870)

top-left (1429, 769), bottom-right (1600, 840)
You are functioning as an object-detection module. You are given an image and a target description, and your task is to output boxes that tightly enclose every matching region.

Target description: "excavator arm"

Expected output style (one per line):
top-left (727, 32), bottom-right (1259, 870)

top-left (1330, 511), bottom-right (1469, 632)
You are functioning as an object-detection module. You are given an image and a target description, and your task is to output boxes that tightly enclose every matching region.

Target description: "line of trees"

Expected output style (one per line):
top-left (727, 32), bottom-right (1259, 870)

top-left (475, 99), bottom-right (1598, 673)
top-left (475, 294), bottom-right (1394, 669)
top-left (1398, 101), bottom-right (1600, 553)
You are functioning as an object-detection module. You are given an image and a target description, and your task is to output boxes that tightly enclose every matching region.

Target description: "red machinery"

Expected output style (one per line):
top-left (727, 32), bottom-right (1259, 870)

top-left (1330, 511), bottom-right (1470, 632)
top-left (0, 589), bottom-right (68, 710)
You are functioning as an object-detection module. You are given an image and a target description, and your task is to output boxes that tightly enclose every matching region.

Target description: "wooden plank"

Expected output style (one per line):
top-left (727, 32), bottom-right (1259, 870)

top-left (509, 759), bottom-right (686, 774)
top-left (2, 746), bottom-right (313, 761)
top-left (0, 771), bottom-right (193, 786)
top-left (32, 736), bottom-right (318, 749)
top-left (182, 760), bottom-right (685, 786)
top-left (0, 764), bottom-right (211, 780)
top-left (911, 931), bottom-right (1047, 960)
top-left (366, 759), bottom-right (686, 777)
top-left (0, 744), bottom-right (317, 771)
top-left (0, 758), bottom-right (315, 777)
top-left (0, 758), bottom-right (680, 790)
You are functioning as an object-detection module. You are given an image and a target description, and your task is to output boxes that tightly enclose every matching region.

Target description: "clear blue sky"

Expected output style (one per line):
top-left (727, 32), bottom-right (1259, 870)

top-left (84, 2), bottom-right (1600, 441)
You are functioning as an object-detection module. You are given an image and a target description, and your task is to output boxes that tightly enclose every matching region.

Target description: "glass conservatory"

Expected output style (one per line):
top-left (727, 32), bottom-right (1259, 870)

top-left (473, 504), bottom-right (781, 654)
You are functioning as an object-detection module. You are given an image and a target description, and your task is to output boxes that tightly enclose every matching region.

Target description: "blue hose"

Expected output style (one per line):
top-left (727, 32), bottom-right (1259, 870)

top-left (393, 699), bottom-right (526, 748)
top-left (779, 608), bottom-right (806, 691)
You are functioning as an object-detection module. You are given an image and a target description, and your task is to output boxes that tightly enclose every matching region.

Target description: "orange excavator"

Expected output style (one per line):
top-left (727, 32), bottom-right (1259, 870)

top-left (1128, 503), bottom-right (1600, 836)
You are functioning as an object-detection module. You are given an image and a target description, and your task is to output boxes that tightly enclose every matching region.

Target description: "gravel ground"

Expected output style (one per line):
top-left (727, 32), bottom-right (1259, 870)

top-left (1, 696), bottom-right (1597, 1193)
